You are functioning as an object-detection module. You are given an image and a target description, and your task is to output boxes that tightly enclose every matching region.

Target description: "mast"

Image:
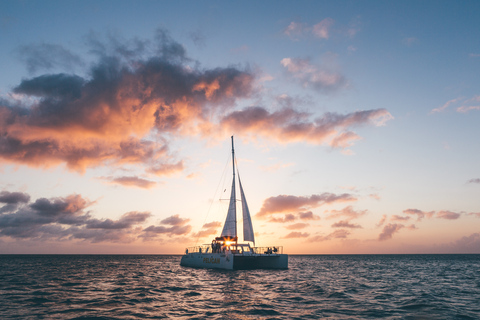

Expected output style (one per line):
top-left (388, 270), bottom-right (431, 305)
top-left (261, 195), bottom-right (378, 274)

top-left (231, 136), bottom-right (237, 240)
top-left (220, 136), bottom-right (237, 240)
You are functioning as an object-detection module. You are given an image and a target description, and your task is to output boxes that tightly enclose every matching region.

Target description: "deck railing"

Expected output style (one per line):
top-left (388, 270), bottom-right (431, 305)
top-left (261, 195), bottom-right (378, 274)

top-left (184, 245), bottom-right (284, 255)
top-left (252, 246), bottom-right (283, 254)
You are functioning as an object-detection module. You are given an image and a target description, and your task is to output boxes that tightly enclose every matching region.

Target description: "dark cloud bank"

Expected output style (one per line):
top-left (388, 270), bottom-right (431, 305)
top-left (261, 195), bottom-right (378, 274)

top-left (0, 191), bottom-right (191, 243)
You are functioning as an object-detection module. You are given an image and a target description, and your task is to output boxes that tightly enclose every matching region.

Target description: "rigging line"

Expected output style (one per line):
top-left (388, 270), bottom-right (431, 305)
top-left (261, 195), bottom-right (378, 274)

top-left (194, 150), bottom-right (231, 247)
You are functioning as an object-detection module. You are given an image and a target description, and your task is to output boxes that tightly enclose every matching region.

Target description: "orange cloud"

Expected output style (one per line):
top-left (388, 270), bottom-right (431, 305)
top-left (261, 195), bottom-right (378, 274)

top-left (0, 32), bottom-right (254, 173)
top-left (285, 223), bottom-right (309, 230)
top-left (100, 176), bottom-right (156, 189)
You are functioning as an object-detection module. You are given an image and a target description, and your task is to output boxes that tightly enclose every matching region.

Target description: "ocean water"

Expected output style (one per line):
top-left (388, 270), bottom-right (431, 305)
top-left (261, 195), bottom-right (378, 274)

top-left (1, 255), bottom-right (479, 319)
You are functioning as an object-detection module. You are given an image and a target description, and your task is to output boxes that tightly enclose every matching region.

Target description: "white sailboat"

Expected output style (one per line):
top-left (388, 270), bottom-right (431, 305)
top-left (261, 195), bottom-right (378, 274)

top-left (180, 136), bottom-right (288, 270)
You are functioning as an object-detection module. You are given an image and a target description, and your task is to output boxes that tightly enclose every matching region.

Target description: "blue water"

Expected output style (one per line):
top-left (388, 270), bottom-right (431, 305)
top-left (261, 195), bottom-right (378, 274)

top-left (1, 255), bottom-right (479, 319)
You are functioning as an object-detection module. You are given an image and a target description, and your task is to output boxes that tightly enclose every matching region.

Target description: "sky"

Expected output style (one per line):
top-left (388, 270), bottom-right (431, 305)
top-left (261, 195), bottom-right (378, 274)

top-left (0, 0), bottom-right (479, 254)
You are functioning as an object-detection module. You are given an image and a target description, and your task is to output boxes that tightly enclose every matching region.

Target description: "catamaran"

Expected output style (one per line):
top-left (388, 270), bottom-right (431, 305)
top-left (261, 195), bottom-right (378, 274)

top-left (180, 136), bottom-right (288, 270)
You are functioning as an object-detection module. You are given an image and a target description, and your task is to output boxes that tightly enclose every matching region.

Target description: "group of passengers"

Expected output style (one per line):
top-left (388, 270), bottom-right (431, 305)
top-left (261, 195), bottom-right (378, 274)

top-left (211, 241), bottom-right (222, 253)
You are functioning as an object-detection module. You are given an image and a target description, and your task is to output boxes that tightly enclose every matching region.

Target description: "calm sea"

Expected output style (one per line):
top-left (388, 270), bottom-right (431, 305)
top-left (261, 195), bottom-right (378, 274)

top-left (1, 254), bottom-right (479, 319)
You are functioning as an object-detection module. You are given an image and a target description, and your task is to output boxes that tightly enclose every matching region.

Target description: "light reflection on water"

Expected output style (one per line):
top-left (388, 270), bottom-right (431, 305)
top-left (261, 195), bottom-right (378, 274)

top-left (0, 254), bottom-right (479, 319)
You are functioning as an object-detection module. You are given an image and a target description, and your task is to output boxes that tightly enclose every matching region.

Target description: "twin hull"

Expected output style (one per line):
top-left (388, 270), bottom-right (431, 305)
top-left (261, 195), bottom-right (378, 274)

top-left (180, 252), bottom-right (288, 270)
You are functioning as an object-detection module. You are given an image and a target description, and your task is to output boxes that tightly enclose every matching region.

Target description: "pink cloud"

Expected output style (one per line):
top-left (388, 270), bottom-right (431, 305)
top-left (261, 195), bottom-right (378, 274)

top-left (430, 97), bottom-right (462, 114)
top-left (257, 193), bottom-right (356, 218)
top-left (326, 206), bottom-right (367, 220)
top-left (268, 213), bottom-right (297, 223)
top-left (285, 223), bottom-right (309, 230)
top-left (376, 214), bottom-right (387, 227)
top-left (100, 176), bottom-right (156, 189)
top-left (221, 106), bottom-right (392, 150)
top-left (436, 211), bottom-right (461, 220)
top-left (403, 208), bottom-right (461, 221)
top-left (281, 57), bottom-right (346, 93)
top-left (310, 229), bottom-right (350, 242)
top-left (403, 208), bottom-right (434, 221)
top-left (298, 211), bottom-right (320, 220)
top-left (378, 223), bottom-right (404, 241)
top-left (331, 220), bottom-right (362, 229)
top-left (391, 215), bottom-right (410, 221)
top-left (282, 231), bottom-right (310, 239)
top-left (192, 221), bottom-right (221, 238)
top-left (312, 18), bottom-right (334, 39)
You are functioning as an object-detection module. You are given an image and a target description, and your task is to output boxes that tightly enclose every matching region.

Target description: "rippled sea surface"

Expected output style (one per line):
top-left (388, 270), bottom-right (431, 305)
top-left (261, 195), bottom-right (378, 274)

top-left (1, 255), bottom-right (480, 319)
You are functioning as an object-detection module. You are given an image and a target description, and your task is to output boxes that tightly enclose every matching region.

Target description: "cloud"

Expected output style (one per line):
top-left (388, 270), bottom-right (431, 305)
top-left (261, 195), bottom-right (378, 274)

top-left (143, 214), bottom-right (192, 238)
top-left (86, 211), bottom-right (151, 229)
top-left (298, 211), bottom-right (320, 220)
top-left (310, 229), bottom-right (350, 242)
top-left (0, 190), bottom-right (197, 243)
top-left (283, 22), bottom-right (305, 40)
top-left (436, 233), bottom-right (480, 254)
top-left (148, 160), bottom-right (184, 176)
top-left (391, 215), bottom-right (410, 221)
top-left (456, 95), bottom-right (480, 113)
top-left (403, 208), bottom-right (434, 221)
top-left (285, 223), bottom-right (309, 230)
top-left (257, 193), bottom-right (356, 218)
top-left (376, 214), bottom-right (387, 227)
top-left (221, 107), bottom-right (392, 151)
top-left (468, 212), bottom-right (480, 218)
top-left (378, 223), bottom-right (404, 241)
top-left (189, 30), bottom-right (206, 48)
top-left (312, 18), bottom-right (334, 39)
top-left (160, 214), bottom-right (190, 226)
top-left (281, 57), bottom-right (346, 93)
top-left (1, 29), bottom-right (393, 175)
top-left (269, 213), bottom-right (297, 223)
top-left (100, 176), bottom-right (156, 189)
top-left (283, 18), bottom-right (335, 41)
top-left (331, 220), bottom-right (362, 228)
top-left (431, 96), bottom-right (480, 114)
top-left (436, 210), bottom-right (461, 220)
top-left (430, 98), bottom-right (461, 113)
top-left (282, 231), bottom-right (310, 239)
top-left (0, 191), bottom-right (30, 204)
top-left (16, 43), bottom-right (84, 74)
top-left (0, 192), bottom-right (150, 242)
top-left (456, 106), bottom-right (480, 113)
top-left (191, 221), bottom-right (222, 238)
top-left (326, 206), bottom-right (367, 220)
top-left (1, 29), bottom-right (254, 173)
top-left (403, 208), bottom-right (461, 221)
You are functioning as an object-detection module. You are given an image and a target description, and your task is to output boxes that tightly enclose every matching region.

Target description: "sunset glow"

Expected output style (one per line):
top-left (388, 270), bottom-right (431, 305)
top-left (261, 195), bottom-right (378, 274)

top-left (0, 1), bottom-right (479, 254)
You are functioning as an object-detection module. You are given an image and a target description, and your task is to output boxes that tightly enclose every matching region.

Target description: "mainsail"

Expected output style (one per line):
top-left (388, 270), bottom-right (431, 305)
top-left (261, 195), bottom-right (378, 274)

top-left (239, 175), bottom-right (255, 244)
top-left (221, 177), bottom-right (237, 238)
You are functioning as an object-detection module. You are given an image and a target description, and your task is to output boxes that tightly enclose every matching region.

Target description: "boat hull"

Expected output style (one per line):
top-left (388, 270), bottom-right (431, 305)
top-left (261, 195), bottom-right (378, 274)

top-left (180, 253), bottom-right (288, 270)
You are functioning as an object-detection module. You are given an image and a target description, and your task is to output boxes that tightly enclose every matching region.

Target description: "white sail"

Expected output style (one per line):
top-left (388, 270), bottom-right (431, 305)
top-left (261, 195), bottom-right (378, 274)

top-left (221, 178), bottom-right (236, 237)
top-left (239, 175), bottom-right (255, 244)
